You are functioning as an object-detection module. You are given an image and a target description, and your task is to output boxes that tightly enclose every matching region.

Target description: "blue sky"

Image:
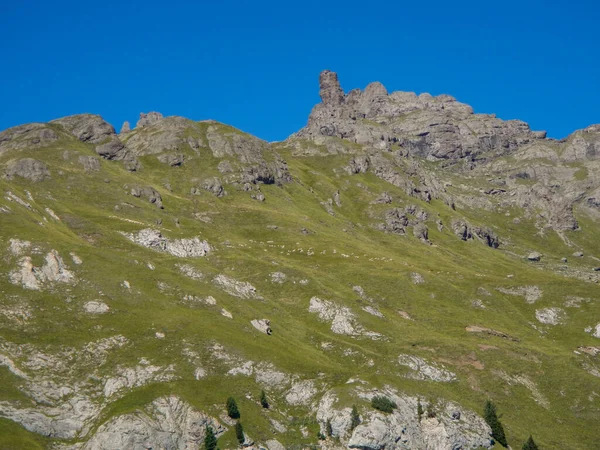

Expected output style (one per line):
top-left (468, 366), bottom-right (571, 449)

top-left (1, 0), bottom-right (598, 141)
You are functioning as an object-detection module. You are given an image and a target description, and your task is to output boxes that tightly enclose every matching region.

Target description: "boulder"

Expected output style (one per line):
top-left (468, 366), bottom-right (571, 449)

top-left (4, 158), bottom-right (50, 182)
top-left (51, 114), bottom-right (115, 143)
top-left (528, 252), bottom-right (542, 262)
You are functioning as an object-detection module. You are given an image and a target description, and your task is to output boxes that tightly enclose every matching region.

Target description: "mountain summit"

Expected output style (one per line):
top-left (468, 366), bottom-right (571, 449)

top-left (0, 71), bottom-right (599, 449)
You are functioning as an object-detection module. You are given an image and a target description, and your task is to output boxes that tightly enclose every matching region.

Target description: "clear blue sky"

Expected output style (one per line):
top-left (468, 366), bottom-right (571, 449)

top-left (1, 0), bottom-right (598, 141)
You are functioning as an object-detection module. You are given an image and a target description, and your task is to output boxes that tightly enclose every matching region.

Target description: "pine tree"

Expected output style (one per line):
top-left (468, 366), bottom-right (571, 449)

top-left (226, 397), bottom-right (240, 419)
top-left (522, 435), bottom-right (539, 450)
top-left (484, 400), bottom-right (508, 447)
top-left (417, 398), bottom-right (424, 422)
top-left (326, 418), bottom-right (333, 437)
top-left (204, 425), bottom-right (218, 450)
top-left (260, 390), bottom-right (269, 409)
top-left (350, 404), bottom-right (360, 430)
top-left (235, 421), bottom-right (245, 445)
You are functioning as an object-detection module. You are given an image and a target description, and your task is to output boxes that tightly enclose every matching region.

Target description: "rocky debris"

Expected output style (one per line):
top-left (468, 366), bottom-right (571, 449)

top-left (308, 297), bottom-right (382, 339)
top-left (10, 250), bottom-right (75, 290)
top-left (80, 396), bottom-right (224, 450)
top-left (497, 285), bottom-right (542, 304)
top-left (136, 111), bottom-right (164, 129)
top-left (0, 123), bottom-right (59, 154)
top-left (131, 185), bottom-right (164, 209)
top-left (411, 272), bottom-right (425, 284)
top-left (413, 223), bottom-right (429, 241)
top-left (270, 272), bottom-right (286, 283)
top-left (397, 311), bottom-right (413, 320)
top-left (371, 191), bottom-right (392, 204)
top-left (397, 354), bottom-right (457, 382)
top-left (123, 229), bottom-right (211, 257)
top-left (265, 439), bottom-right (286, 450)
top-left (535, 307), bottom-right (566, 325)
top-left (251, 319), bottom-right (272, 335)
top-left (578, 346), bottom-right (600, 356)
top-left (8, 238), bottom-right (31, 256)
top-left (452, 219), bottom-right (499, 248)
top-left (119, 121), bottom-right (130, 133)
top-left (573, 251), bottom-right (584, 257)
top-left (380, 208), bottom-right (409, 235)
top-left (592, 324), bottom-right (600, 338)
top-left (78, 155), bottom-right (101, 173)
top-left (528, 252), bottom-right (542, 262)
top-left (465, 325), bottom-right (519, 341)
top-left (321, 198), bottom-right (335, 215)
top-left (251, 191), bottom-right (265, 202)
top-left (195, 177), bottom-right (225, 197)
top-left (4, 158), bottom-right (50, 182)
top-left (346, 155), bottom-right (371, 174)
top-left (362, 306), bottom-right (384, 318)
top-left (221, 308), bottom-right (233, 319)
top-left (182, 294), bottom-right (217, 306)
top-left (213, 274), bottom-right (259, 299)
top-left (333, 190), bottom-right (342, 207)
top-left (176, 263), bottom-right (204, 280)
top-left (157, 152), bottom-right (184, 166)
top-left (83, 301), bottom-right (110, 314)
top-left (51, 114), bottom-right (116, 144)
top-left (285, 380), bottom-right (317, 406)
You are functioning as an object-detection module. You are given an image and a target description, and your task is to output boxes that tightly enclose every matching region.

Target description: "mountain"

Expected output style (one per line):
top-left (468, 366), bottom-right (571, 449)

top-left (0, 71), bottom-right (599, 450)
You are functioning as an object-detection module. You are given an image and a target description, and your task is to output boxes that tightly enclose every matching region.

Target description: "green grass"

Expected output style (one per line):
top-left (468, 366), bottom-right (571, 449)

top-left (0, 123), bottom-right (598, 449)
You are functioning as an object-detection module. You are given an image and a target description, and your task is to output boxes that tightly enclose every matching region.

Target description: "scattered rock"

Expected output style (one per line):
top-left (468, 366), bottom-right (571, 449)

top-left (528, 252), bottom-right (542, 262)
top-left (83, 301), bottom-right (110, 314)
top-left (397, 354), bottom-right (457, 382)
top-left (251, 319), bottom-right (272, 335)
top-left (123, 229), bottom-right (211, 257)
top-left (213, 274), bottom-right (259, 299)
top-left (535, 307), bottom-right (566, 325)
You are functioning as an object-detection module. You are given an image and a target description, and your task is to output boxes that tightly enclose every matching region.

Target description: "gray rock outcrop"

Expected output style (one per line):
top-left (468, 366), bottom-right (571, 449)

top-left (136, 111), bottom-right (164, 129)
top-left (4, 158), bottom-right (50, 182)
top-left (122, 229), bottom-right (211, 257)
top-left (51, 114), bottom-right (116, 144)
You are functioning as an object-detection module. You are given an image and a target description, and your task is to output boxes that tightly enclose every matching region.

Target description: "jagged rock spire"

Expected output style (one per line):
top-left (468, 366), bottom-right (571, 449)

top-left (136, 112), bottom-right (164, 129)
top-left (319, 70), bottom-right (345, 106)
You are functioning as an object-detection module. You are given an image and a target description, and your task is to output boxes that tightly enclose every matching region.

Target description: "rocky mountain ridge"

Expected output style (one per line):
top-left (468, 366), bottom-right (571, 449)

top-left (0, 71), bottom-right (599, 449)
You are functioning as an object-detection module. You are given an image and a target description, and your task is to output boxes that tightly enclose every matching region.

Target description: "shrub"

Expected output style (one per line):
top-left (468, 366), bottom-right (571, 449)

top-left (260, 390), bottom-right (269, 409)
top-left (350, 404), bottom-right (360, 430)
top-left (522, 435), bottom-right (539, 450)
top-left (226, 397), bottom-right (240, 419)
top-left (204, 425), bottom-right (218, 450)
top-left (417, 398), bottom-right (424, 422)
top-left (426, 400), bottom-right (436, 418)
top-left (371, 396), bottom-right (397, 413)
top-left (235, 421), bottom-right (245, 445)
top-left (326, 418), bottom-right (333, 437)
top-left (484, 400), bottom-right (508, 448)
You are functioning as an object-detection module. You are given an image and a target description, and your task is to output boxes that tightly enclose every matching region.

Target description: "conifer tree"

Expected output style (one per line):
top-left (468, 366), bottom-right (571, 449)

top-left (484, 400), bottom-right (508, 447)
top-left (235, 421), bottom-right (245, 445)
top-left (204, 425), bottom-right (218, 450)
top-left (522, 435), bottom-right (539, 450)
top-left (350, 404), bottom-right (360, 430)
top-left (326, 418), bottom-right (333, 437)
top-left (260, 390), bottom-right (269, 409)
top-left (226, 397), bottom-right (240, 419)
top-left (417, 398), bottom-right (424, 422)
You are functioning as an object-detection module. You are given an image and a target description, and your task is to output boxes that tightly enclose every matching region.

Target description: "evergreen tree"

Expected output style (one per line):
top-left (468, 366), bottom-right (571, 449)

top-left (260, 390), bottom-right (269, 409)
top-left (417, 398), bottom-right (424, 422)
top-left (426, 399), bottom-right (436, 418)
top-left (371, 395), bottom-right (397, 413)
top-left (326, 418), bottom-right (333, 437)
top-left (226, 397), bottom-right (240, 419)
top-left (235, 421), bottom-right (245, 445)
top-left (204, 425), bottom-right (218, 450)
top-left (522, 435), bottom-right (539, 450)
top-left (350, 404), bottom-right (360, 430)
top-left (484, 400), bottom-right (508, 447)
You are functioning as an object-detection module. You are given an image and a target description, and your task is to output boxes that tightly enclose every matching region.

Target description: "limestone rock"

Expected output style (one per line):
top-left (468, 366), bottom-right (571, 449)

top-left (123, 229), bottom-right (211, 257)
top-left (83, 301), bottom-right (110, 314)
top-left (528, 252), bottom-right (542, 262)
top-left (119, 121), bottom-right (130, 133)
top-left (131, 185), bottom-right (163, 209)
top-left (0, 123), bottom-right (59, 155)
top-left (251, 319), bottom-right (272, 335)
top-left (535, 307), bottom-right (566, 325)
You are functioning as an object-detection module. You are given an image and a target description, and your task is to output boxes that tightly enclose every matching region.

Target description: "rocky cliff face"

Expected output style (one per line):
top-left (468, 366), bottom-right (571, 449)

top-left (0, 71), bottom-right (599, 450)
